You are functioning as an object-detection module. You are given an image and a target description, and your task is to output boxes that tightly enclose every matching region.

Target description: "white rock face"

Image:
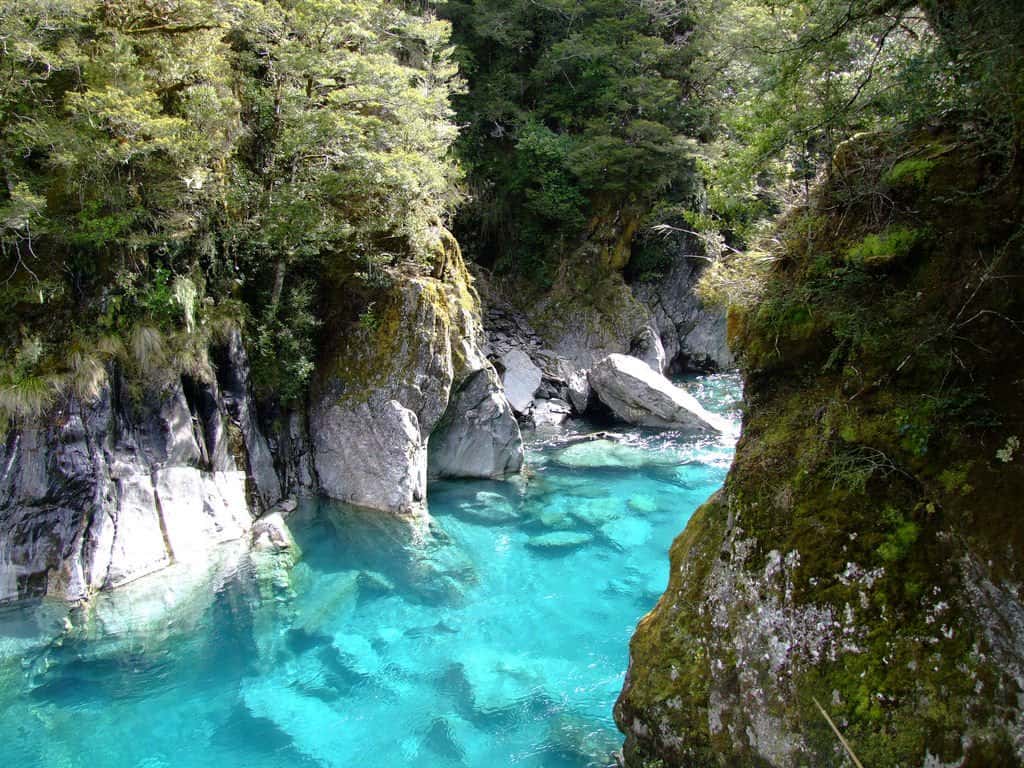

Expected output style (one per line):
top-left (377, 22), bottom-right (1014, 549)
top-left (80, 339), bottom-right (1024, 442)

top-left (314, 398), bottom-right (426, 514)
top-left (105, 475), bottom-right (172, 588)
top-left (154, 467), bottom-right (250, 562)
top-left (0, 333), bottom-right (276, 603)
top-left (500, 349), bottom-right (542, 414)
top-left (588, 354), bottom-right (731, 433)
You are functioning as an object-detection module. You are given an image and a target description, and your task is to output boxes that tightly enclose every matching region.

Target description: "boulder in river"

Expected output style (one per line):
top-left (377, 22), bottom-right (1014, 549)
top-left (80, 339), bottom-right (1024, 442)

top-left (588, 354), bottom-right (731, 433)
top-left (531, 398), bottom-right (573, 427)
top-left (566, 369), bottom-right (592, 414)
top-left (428, 367), bottom-right (524, 481)
top-left (312, 229), bottom-right (523, 514)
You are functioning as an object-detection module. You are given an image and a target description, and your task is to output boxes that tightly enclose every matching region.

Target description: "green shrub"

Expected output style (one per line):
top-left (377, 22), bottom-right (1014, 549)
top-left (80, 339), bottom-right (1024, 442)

top-left (883, 158), bottom-right (937, 187)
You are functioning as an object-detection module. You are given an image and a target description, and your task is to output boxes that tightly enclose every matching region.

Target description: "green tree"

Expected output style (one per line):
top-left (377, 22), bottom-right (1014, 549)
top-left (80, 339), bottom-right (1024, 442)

top-left (0, 0), bottom-right (462, 417)
top-left (441, 0), bottom-right (708, 274)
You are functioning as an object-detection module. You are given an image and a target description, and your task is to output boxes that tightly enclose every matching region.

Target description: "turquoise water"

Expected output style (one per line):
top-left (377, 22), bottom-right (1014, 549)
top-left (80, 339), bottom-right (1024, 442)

top-left (0, 374), bottom-right (740, 768)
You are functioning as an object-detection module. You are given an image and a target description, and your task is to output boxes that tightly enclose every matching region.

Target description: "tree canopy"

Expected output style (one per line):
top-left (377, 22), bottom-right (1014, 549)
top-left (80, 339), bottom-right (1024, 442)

top-left (440, 0), bottom-right (710, 277)
top-left (0, 0), bottom-right (461, 414)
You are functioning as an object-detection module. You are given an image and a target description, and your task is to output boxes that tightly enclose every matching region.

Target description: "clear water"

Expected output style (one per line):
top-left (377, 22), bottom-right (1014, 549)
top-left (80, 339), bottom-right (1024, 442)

top-left (0, 374), bottom-right (741, 768)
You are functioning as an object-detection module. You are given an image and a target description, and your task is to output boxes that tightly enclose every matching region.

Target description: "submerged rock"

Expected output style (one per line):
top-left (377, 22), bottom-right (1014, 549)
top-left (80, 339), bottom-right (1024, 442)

top-left (458, 649), bottom-right (572, 713)
top-left (454, 491), bottom-right (520, 525)
top-left (526, 531), bottom-right (594, 551)
top-left (589, 354), bottom-right (730, 433)
top-left (600, 518), bottom-right (652, 549)
top-left (552, 439), bottom-right (681, 470)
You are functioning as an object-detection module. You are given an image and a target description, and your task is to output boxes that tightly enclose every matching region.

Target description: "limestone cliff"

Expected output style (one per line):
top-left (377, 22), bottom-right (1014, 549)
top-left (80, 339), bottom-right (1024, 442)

top-left (616, 129), bottom-right (1024, 766)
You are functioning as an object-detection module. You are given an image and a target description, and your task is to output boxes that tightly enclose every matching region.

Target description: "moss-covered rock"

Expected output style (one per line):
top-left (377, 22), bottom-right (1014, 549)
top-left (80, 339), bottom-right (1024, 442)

top-left (616, 128), bottom-right (1024, 766)
top-left (311, 228), bottom-right (523, 513)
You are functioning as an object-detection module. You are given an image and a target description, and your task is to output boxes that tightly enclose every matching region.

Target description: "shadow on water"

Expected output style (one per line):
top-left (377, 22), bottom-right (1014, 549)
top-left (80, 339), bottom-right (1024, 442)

top-left (214, 704), bottom-right (321, 767)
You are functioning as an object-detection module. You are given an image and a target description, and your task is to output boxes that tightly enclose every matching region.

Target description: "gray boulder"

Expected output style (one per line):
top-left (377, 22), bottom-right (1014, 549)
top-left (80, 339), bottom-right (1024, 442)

top-left (313, 395), bottom-right (426, 514)
top-left (567, 369), bottom-right (592, 414)
top-left (629, 326), bottom-right (667, 373)
top-left (311, 228), bottom-right (522, 515)
top-left (428, 368), bottom-right (524, 481)
top-left (531, 398), bottom-right (573, 427)
top-left (588, 354), bottom-right (731, 433)
top-left (251, 511), bottom-right (297, 552)
top-left (499, 349), bottom-right (542, 414)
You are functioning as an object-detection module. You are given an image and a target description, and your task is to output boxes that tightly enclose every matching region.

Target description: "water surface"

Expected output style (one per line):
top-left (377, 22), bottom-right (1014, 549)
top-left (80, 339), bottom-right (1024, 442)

top-left (0, 374), bottom-right (740, 768)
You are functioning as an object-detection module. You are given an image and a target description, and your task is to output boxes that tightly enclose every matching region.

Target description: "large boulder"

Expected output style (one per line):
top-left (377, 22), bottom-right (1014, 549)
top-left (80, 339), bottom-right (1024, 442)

top-left (588, 354), bottom-right (730, 433)
top-left (499, 349), bottom-right (542, 414)
top-left (311, 228), bottom-right (522, 514)
top-left (428, 368), bottom-right (523, 481)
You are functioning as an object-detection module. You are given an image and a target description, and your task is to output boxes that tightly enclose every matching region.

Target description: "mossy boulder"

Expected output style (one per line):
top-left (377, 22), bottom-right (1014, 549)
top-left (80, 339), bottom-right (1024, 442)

top-left (311, 228), bottom-right (523, 513)
top-left (616, 128), bottom-right (1024, 766)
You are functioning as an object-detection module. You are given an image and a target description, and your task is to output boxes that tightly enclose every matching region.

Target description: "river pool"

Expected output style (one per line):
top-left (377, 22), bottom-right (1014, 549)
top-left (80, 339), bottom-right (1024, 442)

top-left (0, 374), bottom-right (740, 768)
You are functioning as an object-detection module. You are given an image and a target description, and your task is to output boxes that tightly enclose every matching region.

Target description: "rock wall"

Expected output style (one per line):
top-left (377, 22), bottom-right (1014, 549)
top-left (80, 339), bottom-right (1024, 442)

top-left (0, 347), bottom-right (268, 603)
top-left (615, 130), bottom-right (1024, 767)
top-left (1, 231), bottom-right (525, 601)
top-left (472, 211), bottom-right (733, 428)
top-left (634, 252), bottom-right (732, 373)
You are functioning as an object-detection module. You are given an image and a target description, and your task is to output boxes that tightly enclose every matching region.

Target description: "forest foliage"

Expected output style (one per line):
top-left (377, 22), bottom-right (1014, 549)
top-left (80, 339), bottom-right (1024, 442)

top-left (440, 0), bottom-right (710, 278)
top-left (0, 0), bottom-right (461, 415)
top-left (1, 0), bottom-right (1021, 422)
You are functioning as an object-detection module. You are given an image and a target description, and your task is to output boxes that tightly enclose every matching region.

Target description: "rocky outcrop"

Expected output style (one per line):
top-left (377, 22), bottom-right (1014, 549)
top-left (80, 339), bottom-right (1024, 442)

top-left (635, 252), bottom-right (732, 372)
top-left (0, 357), bottom-right (267, 603)
top-left (589, 354), bottom-right (730, 433)
top-left (498, 349), bottom-right (542, 415)
top-left (311, 229), bottom-right (523, 514)
top-left (428, 367), bottom-right (524, 480)
top-left (616, 130), bottom-right (1024, 766)
top-left (628, 326), bottom-right (666, 373)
